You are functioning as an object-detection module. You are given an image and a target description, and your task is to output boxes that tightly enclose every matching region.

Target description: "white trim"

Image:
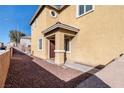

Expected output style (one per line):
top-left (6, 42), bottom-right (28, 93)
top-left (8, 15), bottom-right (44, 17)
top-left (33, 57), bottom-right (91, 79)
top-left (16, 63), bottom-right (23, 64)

top-left (50, 10), bottom-right (57, 18)
top-left (37, 37), bottom-right (43, 51)
top-left (54, 50), bottom-right (65, 53)
top-left (76, 5), bottom-right (95, 18)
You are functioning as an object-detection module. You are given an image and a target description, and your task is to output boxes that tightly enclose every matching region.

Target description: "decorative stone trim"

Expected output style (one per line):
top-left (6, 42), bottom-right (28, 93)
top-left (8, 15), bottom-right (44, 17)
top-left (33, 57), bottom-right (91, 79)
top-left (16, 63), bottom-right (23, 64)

top-left (42, 22), bottom-right (79, 34)
top-left (54, 50), bottom-right (65, 53)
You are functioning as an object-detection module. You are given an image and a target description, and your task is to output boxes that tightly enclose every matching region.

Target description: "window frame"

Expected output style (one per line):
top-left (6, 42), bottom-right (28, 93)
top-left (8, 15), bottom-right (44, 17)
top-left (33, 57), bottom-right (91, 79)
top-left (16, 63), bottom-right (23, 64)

top-left (76, 5), bottom-right (94, 18)
top-left (50, 10), bottom-right (57, 18)
top-left (38, 37), bottom-right (43, 51)
top-left (64, 38), bottom-right (71, 53)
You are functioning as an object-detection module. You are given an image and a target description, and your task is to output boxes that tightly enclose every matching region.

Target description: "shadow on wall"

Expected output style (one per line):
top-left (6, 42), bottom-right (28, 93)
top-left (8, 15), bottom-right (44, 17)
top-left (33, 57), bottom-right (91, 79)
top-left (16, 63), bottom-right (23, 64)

top-left (4, 49), bottom-right (110, 88)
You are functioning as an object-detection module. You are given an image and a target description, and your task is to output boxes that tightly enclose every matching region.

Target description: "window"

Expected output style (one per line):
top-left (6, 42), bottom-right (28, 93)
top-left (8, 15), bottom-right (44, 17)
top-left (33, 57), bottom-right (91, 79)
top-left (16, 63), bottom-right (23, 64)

top-left (38, 38), bottom-right (42, 50)
top-left (79, 5), bottom-right (84, 16)
top-left (86, 5), bottom-right (93, 12)
top-left (77, 5), bottom-right (93, 17)
top-left (50, 10), bottom-right (57, 17)
top-left (64, 38), bottom-right (71, 52)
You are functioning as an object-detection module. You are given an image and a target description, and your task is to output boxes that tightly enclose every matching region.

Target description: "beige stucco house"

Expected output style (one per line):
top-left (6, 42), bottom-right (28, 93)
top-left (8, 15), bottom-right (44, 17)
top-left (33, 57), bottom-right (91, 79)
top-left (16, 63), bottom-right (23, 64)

top-left (30, 5), bottom-right (124, 67)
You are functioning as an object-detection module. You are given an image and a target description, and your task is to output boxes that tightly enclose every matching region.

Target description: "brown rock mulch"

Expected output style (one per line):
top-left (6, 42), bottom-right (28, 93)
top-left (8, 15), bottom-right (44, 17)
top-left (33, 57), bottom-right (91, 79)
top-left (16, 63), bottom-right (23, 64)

top-left (4, 49), bottom-right (94, 88)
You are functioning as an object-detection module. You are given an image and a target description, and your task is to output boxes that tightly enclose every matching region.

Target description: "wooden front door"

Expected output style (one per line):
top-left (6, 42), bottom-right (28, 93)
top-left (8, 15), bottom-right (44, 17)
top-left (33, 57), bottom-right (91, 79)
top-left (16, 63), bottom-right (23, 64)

top-left (50, 40), bottom-right (55, 58)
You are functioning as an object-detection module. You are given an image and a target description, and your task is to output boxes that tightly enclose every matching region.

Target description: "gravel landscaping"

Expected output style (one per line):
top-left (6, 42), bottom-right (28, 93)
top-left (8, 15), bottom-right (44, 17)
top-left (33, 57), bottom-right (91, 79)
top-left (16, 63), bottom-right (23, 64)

top-left (4, 49), bottom-right (92, 88)
top-left (4, 48), bottom-right (110, 88)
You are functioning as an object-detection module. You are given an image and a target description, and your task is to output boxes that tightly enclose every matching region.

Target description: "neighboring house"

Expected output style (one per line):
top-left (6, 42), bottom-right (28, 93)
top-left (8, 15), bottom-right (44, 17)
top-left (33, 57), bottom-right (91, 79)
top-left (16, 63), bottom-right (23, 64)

top-left (0, 42), bottom-right (4, 48)
top-left (0, 42), bottom-right (6, 50)
top-left (20, 36), bottom-right (31, 53)
top-left (30, 5), bottom-right (124, 67)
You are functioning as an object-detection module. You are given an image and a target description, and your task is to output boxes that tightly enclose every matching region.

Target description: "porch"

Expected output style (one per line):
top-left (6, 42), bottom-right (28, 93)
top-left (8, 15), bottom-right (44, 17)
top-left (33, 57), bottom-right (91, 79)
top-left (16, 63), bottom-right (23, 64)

top-left (43, 22), bottom-right (79, 65)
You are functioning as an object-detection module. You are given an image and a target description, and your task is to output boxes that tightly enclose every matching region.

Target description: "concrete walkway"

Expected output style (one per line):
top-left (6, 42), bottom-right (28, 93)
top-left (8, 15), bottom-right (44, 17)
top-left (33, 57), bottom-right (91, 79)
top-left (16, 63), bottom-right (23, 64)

top-left (64, 62), bottom-right (99, 73)
top-left (96, 55), bottom-right (124, 88)
top-left (32, 57), bottom-right (83, 82)
top-left (77, 54), bottom-right (124, 88)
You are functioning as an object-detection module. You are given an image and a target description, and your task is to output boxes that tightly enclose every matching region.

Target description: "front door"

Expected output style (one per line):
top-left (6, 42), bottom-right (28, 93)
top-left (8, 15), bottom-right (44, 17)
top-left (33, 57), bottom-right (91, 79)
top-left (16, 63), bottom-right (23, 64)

top-left (50, 40), bottom-right (55, 58)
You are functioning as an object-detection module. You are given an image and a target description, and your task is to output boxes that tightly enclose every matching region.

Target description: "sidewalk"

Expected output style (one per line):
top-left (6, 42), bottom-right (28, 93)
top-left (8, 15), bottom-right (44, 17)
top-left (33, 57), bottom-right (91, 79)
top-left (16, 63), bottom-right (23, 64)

top-left (96, 55), bottom-right (124, 88)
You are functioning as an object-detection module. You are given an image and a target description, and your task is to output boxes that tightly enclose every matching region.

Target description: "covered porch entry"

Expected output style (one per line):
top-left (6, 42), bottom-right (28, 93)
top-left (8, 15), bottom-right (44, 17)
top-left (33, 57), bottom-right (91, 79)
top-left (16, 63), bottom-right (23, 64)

top-left (43, 22), bottom-right (79, 66)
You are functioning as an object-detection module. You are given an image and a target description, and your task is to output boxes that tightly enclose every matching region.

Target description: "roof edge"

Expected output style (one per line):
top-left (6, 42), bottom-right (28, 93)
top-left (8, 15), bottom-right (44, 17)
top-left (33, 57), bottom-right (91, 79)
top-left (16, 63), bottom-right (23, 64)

top-left (30, 5), bottom-right (66, 25)
top-left (42, 22), bottom-right (79, 34)
top-left (30, 5), bottom-right (43, 25)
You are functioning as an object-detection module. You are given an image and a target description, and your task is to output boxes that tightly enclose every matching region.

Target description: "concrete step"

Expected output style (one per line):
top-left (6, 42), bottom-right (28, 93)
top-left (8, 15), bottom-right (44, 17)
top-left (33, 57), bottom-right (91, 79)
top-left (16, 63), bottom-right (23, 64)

top-left (64, 62), bottom-right (94, 73)
top-left (46, 59), bottom-right (55, 64)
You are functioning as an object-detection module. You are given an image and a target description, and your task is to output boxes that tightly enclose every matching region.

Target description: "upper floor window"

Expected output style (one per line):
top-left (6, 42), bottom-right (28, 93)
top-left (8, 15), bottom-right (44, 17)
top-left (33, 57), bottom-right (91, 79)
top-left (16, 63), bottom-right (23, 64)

top-left (50, 10), bottom-right (57, 17)
top-left (77, 5), bottom-right (94, 17)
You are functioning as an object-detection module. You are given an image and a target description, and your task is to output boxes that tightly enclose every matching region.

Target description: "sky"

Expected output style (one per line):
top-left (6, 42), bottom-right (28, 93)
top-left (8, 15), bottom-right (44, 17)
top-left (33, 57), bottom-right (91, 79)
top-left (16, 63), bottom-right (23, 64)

top-left (0, 5), bottom-right (38, 44)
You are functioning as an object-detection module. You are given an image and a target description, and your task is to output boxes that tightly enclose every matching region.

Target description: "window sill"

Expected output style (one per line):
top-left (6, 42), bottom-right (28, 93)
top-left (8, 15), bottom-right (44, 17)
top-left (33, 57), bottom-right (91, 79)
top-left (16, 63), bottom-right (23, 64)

top-left (76, 9), bottom-right (94, 19)
top-left (37, 49), bottom-right (43, 52)
top-left (66, 51), bottom-right (71, 53)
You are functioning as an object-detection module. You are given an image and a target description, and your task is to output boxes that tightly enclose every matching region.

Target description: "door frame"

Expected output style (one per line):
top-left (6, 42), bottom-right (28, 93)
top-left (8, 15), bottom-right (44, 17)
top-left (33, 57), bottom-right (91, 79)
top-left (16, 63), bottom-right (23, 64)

top-left (48, 39), bottom-right (55, 59)
top-left (48, 40), bottom-right (50, 59)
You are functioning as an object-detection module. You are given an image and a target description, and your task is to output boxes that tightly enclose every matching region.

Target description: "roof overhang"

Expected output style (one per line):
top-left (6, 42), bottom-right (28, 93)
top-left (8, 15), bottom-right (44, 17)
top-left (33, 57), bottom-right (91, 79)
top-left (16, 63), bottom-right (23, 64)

top-left (42, 22), bottom-right (79, 35)
top-left (30, 5), bottom-right (66, 25)
top-left (30, 5), bottom-right (43, 25)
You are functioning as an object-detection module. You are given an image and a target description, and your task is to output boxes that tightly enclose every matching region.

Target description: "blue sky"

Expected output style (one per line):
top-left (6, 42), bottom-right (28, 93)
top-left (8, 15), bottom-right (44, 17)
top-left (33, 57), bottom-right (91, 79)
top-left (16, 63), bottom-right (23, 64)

top-left (0, 5), bottom-right (38, 44)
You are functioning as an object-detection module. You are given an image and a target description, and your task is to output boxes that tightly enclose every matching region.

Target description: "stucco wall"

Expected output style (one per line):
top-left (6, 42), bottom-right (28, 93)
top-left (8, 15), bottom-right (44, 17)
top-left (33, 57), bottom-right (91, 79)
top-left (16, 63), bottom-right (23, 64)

top-left (0, 51), bottom-right (10, 87)
top-left (31, 8), bottom-right (47, 59)
top-left (58, 5), bottom-right (124, 66)
top-left (31, 7), bottom-right (58, 59)
top-left (31, 5), bottom-right (124, 66)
